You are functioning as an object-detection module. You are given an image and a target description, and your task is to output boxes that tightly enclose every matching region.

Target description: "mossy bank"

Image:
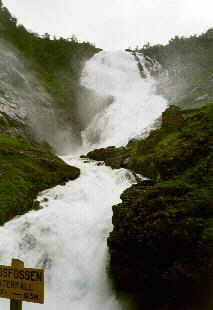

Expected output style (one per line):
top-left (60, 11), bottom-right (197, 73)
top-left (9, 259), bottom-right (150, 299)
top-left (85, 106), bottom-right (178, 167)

top-left (87, 103), bottom-right (213, 309)
top-left (0, 133), bottom-right (80, 225)
top-left (0, 1), bottom-right (96, 225)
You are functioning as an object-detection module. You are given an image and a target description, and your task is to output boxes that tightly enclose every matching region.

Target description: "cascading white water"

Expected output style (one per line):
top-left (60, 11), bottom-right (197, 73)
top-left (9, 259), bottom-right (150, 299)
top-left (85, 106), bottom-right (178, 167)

top-left (0, 159), bottom-right (135, 310)
top-left (80, 51), bottom-right (166, 150)
top-left (0, 51), bottom-right (167, 310)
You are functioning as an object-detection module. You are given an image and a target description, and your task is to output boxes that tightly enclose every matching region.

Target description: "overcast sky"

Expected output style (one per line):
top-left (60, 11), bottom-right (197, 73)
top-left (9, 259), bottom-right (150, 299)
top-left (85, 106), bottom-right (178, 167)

top-left (3, 0), bottom-right (213, 50)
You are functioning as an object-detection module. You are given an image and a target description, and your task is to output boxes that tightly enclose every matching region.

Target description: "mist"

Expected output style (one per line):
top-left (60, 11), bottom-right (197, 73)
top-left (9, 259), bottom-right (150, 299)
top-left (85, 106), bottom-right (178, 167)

top-left (0, 39), bottom-right (80, 154)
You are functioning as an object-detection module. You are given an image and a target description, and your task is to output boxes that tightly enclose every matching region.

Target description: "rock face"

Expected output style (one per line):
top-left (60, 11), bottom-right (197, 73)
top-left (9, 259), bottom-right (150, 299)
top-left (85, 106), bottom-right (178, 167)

top-left (0, 41), bottom-right (58, 143)
top-left (0, 42), bottom-right (82, 225)
top-left (86, 146), bottom-right (129, 169)
top-left (0, 40), bottom-right (81, 153)
top-left (105, 104), bottom-right (213, 309)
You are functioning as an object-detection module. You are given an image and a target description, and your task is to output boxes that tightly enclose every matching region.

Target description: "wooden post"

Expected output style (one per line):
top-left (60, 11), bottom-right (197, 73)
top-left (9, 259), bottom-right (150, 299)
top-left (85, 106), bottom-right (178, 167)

top-left (10, 259), bottom-right (24, 310)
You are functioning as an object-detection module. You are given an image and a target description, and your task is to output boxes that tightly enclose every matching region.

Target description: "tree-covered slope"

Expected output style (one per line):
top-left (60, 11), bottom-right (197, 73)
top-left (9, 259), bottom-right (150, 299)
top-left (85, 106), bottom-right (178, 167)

top-left (0, 0), bottom-right (99, 110)
top-left (139, 29), bottom-right (213, 109)
top-left (0, 0), bottom-right (100, 149)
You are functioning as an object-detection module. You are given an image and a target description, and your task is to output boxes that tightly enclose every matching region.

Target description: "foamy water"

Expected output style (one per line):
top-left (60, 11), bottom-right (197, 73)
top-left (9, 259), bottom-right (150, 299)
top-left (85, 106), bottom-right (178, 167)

top-left (0, 51), bottom-right (167, 309)
top-left (81, 51), bottom-right (166, 149)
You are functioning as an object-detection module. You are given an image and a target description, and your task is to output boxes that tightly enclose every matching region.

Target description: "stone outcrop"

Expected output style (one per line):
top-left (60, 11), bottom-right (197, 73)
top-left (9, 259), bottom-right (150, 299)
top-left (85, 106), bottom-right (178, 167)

top-left (86, 146), bottom-right (129, 169)
top-left (87, 104), bottom-right (213, 309)
top-left (107, 104), bottom-right (213, 309)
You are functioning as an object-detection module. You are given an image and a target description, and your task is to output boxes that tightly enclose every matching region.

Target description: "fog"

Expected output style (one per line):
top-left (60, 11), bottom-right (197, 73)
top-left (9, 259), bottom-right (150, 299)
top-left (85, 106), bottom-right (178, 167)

top-left (3, 0), bottom-right (213, 50)
top-left (0, 40), bottom-right (78, 153)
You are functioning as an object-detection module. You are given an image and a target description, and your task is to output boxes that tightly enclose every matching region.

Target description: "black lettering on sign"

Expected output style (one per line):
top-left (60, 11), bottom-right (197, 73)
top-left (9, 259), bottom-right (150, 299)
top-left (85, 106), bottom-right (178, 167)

top-left (14, 270), bottom-right (19, 279)
top-left (19, 270), bottom-right (24, 280)
top-left (36, 271), bottom-right (42, 282)
top-left (8, 270), bottom-right (12, 278)
top-left (25, 270), bottom-right (30, 280)
top-left (3, 269), bottom-right (7, 278)
top-left (0, 264), bottom-right (44, 304)
top-left (6, 280), bottom-right (11, 288)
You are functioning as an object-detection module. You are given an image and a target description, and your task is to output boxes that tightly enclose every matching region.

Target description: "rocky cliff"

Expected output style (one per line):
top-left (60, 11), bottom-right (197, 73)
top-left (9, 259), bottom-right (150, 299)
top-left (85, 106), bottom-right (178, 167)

top-left (87, 104), bottom-right (213, 309)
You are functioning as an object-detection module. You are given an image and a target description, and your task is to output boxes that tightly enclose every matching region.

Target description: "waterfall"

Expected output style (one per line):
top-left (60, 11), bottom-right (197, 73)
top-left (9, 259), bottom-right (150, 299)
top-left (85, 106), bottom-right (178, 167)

top-left (0, 51), bottom-right (167, 310)
top-left (80, 51), bottom-right (166, 150)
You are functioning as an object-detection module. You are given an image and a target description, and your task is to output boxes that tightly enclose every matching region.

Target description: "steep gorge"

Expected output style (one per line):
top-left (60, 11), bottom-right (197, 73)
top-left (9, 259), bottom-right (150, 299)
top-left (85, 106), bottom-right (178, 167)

top-left (0, 2), bottom-right (213, 309)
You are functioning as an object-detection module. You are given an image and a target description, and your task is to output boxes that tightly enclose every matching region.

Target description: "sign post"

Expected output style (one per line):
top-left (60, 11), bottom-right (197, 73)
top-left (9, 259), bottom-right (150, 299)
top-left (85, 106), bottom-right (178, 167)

top-left (0, 259), bottom-right (44, 308)
top-left (10, 259), bottom-right (24, 310)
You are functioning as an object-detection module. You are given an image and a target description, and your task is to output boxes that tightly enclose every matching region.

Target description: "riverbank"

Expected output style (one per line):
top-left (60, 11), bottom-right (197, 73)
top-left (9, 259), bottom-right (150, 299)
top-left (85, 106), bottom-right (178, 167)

top-left (0, 133), bottom-right (80, 225)
top-left (87, 103), bottom-right (213, 309)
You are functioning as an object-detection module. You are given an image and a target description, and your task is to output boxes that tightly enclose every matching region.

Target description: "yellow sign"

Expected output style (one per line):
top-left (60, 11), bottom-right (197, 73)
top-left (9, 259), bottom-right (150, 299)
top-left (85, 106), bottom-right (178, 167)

top-left (0, 259), bottom-right (44, 304)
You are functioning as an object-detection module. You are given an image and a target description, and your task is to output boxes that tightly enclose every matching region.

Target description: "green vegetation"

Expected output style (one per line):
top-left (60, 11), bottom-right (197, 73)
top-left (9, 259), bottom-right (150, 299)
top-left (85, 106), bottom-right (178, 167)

top-left (127, 105), bottom-right (213, 182)
top-left (108, 104), bottom-right (213, 308)
top-left (0, 113), bottom-right (33, 142)
top-left (86, 146), bottom-right (129, 169)
top-left (88, 103), bottom-right (213, 309)
top-left (0, 0), bottom-right (99, 113)
top-left (139, 29), bottom-right (213, 108)
top-left (0, 133), bottom-right (80, 225)
top-left (0, 2), bottom-right (98, 224)
top-left (1, 1), bottom-right (213, 306)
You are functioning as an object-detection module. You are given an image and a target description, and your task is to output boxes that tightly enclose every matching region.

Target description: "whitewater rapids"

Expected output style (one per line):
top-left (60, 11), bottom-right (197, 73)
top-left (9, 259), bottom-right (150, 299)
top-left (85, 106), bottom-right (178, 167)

top-left (0, 51), bottom-right (167, 309)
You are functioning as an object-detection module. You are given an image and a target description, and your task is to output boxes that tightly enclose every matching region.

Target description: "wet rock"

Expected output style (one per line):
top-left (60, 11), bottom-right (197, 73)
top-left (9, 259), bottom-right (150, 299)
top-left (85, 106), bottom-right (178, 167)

top-left (87, 146), bottom-right (129, 169)
top-left (107, 103), bottom-right (213, 309)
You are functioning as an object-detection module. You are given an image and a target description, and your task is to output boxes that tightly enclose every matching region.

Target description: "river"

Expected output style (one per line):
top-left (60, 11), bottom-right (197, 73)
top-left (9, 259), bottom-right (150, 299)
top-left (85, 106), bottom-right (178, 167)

top-left (0, 50), bottom-right (167, 309)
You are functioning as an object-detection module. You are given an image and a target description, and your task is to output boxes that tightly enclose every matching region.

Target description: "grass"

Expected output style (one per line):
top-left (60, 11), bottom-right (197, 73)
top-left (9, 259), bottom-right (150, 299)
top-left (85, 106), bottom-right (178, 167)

top-left (95, 103), bottom-right (213, 308)
top-left (0, 133), bottom-right (80, 225)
